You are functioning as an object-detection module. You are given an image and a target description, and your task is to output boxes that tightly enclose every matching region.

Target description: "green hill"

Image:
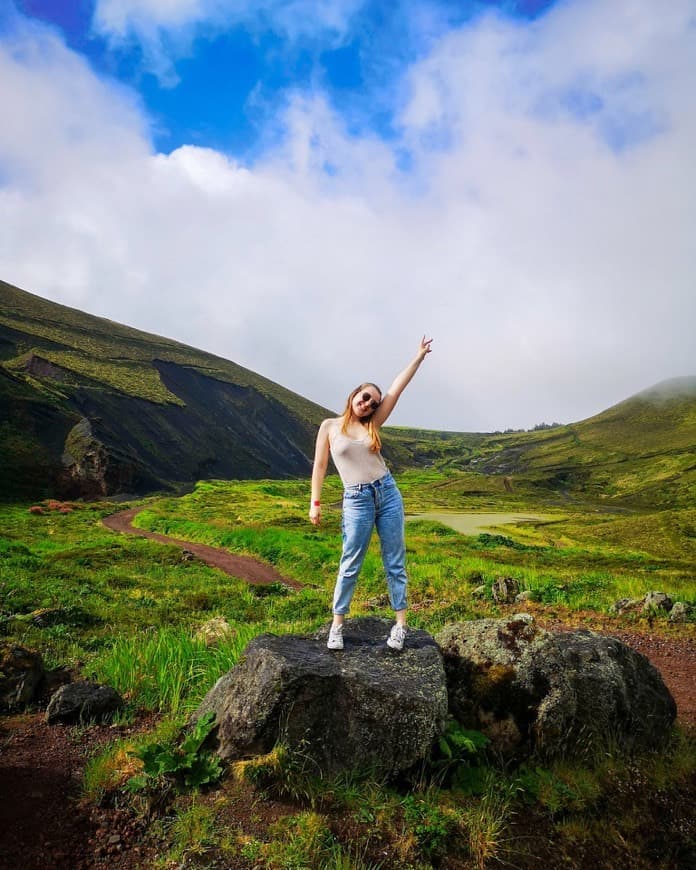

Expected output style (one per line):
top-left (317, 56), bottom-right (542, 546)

top-left (0, 280), bottom-right (483, 500)
top-left (475, 378), bottom-right (696, 508)
top-left (2, 279), bottom-right (693, 507)
top-left (0, 279), bottom-right (340, 499)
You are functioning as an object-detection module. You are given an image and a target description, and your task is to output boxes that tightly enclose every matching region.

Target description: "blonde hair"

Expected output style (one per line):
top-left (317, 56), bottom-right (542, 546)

top-left (341, 383), bottom-right (382, 452)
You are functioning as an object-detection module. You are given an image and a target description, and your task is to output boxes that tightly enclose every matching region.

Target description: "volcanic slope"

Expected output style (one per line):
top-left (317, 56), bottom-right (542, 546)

top-left (1, 281), bottom-right (489, 500)
top-left (0, 279), bottom-right (336, 499)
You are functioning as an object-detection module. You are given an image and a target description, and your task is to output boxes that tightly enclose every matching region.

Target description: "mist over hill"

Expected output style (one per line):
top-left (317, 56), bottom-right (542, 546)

top-left (1, 279), bottom-right (694, 505)
top-left (475, 375), bottom-right (696, 508)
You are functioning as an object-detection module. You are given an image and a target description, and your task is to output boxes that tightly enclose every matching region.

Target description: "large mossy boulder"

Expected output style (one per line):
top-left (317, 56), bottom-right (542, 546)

top-left (436, 614), bottom-right (676, 759)
top-left (193, 617), bottom-right (448, 778)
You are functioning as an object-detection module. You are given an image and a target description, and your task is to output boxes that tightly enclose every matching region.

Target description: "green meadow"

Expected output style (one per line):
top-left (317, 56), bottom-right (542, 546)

top-left (3, 470), bottom-right (694, 679)
top-left (2, 468), bottom-right (694, 867)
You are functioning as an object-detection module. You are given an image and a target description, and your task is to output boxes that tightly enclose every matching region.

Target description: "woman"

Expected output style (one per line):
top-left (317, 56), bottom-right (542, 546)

top-left (309, 337), bottom-right (433, 651)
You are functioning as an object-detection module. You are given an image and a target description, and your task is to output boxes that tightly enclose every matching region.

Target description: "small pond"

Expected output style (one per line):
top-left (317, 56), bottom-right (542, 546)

top-left (406, 511), bottom-right (557, 536)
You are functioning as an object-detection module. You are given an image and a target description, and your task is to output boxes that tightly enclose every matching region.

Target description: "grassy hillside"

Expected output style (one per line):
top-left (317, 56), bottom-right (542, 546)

top-left (0, 280), bottom-right (339, 499)
top-left (3, 278), bottom-right (695, 508)
top-left (472, 378), bottom-right (696, 509)
top-left (0, 279), bottom-right (329, 418)
top-left (0, 280), bottom-right (489, 500)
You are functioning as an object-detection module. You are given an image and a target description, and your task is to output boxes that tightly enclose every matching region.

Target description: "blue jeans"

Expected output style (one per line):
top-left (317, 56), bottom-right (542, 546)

top-left (332, 472), bottom-right (408, 615)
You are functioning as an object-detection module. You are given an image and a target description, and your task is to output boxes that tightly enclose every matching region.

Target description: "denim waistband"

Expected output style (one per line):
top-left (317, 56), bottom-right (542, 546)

top-left (344, 472), bottom-right (393, 492)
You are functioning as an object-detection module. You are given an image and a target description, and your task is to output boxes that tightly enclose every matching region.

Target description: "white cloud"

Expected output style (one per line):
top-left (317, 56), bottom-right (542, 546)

top-left (1, 1), bottom-right (695, 432)
top-left (92, 0), bottom-right (365, 82)
top-left (94, 0), bottom-right (363, 36)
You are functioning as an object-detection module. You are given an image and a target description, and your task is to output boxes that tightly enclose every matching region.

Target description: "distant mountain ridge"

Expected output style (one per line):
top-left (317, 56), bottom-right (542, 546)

top-left (477, 375), bottom-right (696, 508)
top-left (1, 279), bottom-right (694, 505)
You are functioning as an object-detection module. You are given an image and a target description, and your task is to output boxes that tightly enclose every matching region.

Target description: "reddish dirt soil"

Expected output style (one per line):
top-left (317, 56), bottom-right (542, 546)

top-left (0, 713), bottom-right (159, 869)
top-left (102, 507), bottom-right (300, 589)
top-left (600, 628), bottom-right (696, 728)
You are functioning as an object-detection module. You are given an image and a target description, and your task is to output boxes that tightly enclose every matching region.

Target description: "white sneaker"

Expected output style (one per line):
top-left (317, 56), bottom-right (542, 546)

top-left (387, 623), bottom-right (407, 651)
top-left (327, 624), bottom-right (344, 650)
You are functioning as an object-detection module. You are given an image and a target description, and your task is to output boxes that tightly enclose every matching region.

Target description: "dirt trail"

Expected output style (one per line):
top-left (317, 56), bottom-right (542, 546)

top-left (103, 507), bottom-right (301, 589)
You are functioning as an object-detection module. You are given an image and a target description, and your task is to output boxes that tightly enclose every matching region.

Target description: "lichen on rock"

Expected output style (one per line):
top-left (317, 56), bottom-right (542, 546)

top-left (192, 617), bottom-right (448, 778)
top-left (436, 615), bottom-right (677, 760)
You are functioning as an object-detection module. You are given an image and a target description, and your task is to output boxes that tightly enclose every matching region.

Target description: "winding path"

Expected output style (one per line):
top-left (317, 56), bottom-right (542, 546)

top-left (103, 507), bottom-right (301, 589)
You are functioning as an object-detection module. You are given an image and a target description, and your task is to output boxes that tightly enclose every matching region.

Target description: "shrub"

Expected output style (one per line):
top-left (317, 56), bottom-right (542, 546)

top-left (127, 711), bottom-right (223, 792)
top-left (402, 790), bottom-right (458, 861)
top-left (433, 720), bottom-right (491, 793)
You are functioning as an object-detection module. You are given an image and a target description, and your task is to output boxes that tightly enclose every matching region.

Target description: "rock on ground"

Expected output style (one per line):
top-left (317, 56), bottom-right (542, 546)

top-left (195, 617), bottom-right (236, 647)
top-left (436, 614), bottom-right (676, 759)
top-left (491, 576), bottom-right (520, 604)
top-left (193, 617), bottom-right (448, 778)
top-left (669, 602), bottom-right (692, 623)
top-left (46, 682), bottom-right (123, 724)
top-left (0, 645), bottom-right (45, 713)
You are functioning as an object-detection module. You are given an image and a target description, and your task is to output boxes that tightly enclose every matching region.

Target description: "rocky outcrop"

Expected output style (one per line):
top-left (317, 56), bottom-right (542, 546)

top-left (45, 681), bottom-right (123, 724)
top-left (0, 645), bottom-right (45, 713)
top-left (436, 614), bottom-right (676, 759)
top-left (610, 597), bottom-right (643, 614)
top-left (189, 615), bottom-right (678, 775)
top-left (20, 353), bottom-right (71, 382)
top-left (611, 591), bottom-right (689, 620)
top-left (61, 418), bottom-right (115, 498)
top-left (193, 617), bottom-right (448, 778)
top-left (642, 591), bottom-right (674, 613)
top-left (669, 602), bottom-right (692, 623)
top-left (491, 576), bottom-right (520, 604)
top-left (195, 617), bottom-right (236, 647)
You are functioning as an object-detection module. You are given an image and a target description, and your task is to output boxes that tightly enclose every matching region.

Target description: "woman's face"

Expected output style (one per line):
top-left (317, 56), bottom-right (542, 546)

top-left (352, 386), bottom-right (382, 419)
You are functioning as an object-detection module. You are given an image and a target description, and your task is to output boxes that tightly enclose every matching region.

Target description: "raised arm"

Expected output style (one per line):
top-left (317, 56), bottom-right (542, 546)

top-left (309, 418), bottom-right (332, 525)
top-left (371, 336), bottom-right (433, 428)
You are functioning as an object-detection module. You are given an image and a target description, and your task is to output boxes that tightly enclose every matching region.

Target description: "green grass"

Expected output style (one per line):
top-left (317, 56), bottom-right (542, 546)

top-left (2, 471), bottom-right (694, 869)
top-left (130, 472), bottom-right (696, 625)
top-left (220, 728), bottom-right (696, 868)
top-left (2, 474), bottom-right (693, 676)
top-left (89, 625), bottom-right (260, 715)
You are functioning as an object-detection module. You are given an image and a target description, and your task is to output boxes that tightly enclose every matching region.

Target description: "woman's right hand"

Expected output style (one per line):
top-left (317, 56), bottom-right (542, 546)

top-left (417, 335), bottom-right (433, 360)
top-left (309, 504), bottom-right (322, 525)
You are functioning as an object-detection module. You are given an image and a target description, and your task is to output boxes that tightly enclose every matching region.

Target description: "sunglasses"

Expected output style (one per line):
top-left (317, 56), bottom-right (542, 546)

top-left (359, 391), bottom-right (381, 411)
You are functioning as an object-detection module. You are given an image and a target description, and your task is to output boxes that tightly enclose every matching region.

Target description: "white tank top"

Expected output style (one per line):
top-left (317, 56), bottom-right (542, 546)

top-left (329, 422), bottom-right (388, 487)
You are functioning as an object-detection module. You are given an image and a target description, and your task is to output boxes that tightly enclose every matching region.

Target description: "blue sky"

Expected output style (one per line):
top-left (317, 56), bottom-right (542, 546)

top-left (14, 0), bottom-right (559, 156)
top-left (1, 0), bottom-right (695, 430)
